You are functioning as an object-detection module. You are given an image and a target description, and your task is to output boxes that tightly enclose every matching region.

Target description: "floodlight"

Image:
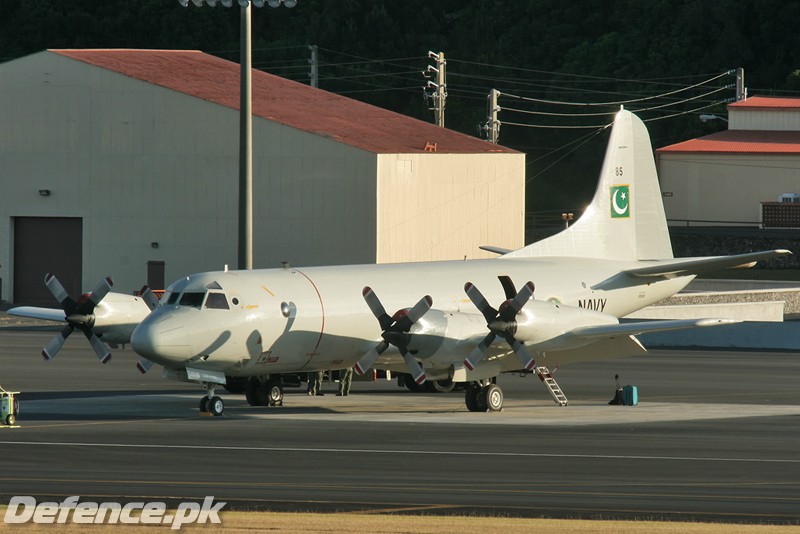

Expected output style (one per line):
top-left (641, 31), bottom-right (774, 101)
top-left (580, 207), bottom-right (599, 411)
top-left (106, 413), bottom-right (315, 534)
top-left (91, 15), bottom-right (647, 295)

top-left (284, 0), bottom-right (297, 7)
top-left (191, 0), bottom-right (204, 6)
top-left (267, 0), bottom-right (281, 7)
top-left (221, 0), bottom-right (233, 5)
top-left (238, 0), bottom-right (249, 6)
top-left (253, 0), bottom-right (265, 6)
top-left (206, 0), bottom-right (217, 5)
top-left (178, 0), bottom-right (189, 6)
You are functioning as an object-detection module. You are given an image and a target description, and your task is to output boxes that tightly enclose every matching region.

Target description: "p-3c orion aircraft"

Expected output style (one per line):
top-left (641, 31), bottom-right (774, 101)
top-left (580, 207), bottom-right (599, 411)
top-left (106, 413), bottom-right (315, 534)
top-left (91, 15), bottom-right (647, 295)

top-left (10, 109), bottom-right (790, 416)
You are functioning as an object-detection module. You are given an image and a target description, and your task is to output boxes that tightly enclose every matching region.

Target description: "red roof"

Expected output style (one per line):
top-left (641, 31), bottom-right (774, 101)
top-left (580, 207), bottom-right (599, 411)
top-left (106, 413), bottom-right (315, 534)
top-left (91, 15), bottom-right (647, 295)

top-left (728, 96), bottom-right (800, 110)
top-left (657, 130), bottom-right (800, 154)
top-left (49, 49), bottom-right (516, 155)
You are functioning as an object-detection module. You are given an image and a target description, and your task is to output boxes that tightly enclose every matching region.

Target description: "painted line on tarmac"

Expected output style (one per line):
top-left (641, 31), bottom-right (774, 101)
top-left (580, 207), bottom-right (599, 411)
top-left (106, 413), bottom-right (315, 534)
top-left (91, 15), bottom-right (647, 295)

top-left (1, 440), bottom-right (799, 464)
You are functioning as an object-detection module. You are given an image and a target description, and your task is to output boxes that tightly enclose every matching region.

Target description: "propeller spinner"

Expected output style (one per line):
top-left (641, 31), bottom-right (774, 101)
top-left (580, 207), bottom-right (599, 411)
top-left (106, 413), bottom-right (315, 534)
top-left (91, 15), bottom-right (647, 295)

top-left (463, 276), bottom-right (536, 372)
top-left (42, 273), bottom-right (114, 363)
top-left (354, 287), bottom-right (432, 385)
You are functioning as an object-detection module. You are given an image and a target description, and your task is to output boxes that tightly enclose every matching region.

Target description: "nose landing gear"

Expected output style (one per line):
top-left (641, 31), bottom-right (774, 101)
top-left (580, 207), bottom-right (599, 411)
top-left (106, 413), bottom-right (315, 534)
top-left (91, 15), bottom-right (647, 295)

top-left (199, 383), bottom-right (224, 416)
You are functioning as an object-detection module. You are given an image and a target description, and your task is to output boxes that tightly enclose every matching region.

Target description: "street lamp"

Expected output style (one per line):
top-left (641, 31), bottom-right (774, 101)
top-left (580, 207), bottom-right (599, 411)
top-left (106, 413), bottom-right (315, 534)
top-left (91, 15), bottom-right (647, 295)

top-left (699, 114), bottom-right (729, 124)
top-left (179, 0), bottom-right (297, 270)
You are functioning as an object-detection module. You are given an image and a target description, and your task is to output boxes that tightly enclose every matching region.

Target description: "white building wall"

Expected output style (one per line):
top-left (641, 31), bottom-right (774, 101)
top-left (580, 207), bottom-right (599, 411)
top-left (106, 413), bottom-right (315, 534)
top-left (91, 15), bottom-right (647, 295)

top-left (376, 153), bottom-right (525, 263)
top-left (659, 153), bottom-right (800, 226)
top-left (729, 109), bottom-right (800, 131)
top-left (0, 51), bottom-right (377, 300)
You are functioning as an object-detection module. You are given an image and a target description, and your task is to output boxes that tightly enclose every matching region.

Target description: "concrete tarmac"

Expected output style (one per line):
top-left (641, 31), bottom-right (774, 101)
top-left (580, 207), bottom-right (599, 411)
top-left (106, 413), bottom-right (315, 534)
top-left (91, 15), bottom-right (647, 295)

top-left (0, 330), bottom-right (799, 524)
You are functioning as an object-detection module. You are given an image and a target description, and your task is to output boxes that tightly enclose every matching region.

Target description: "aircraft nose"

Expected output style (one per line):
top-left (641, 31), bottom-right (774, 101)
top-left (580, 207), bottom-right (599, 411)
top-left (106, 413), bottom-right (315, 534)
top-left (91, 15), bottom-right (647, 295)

top-left (131, 314), bottom-right (193, 364)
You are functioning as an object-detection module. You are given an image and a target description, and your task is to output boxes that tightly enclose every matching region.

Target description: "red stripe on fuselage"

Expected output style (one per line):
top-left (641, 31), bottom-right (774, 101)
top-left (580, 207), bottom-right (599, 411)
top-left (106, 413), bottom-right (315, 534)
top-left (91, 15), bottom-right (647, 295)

top-left (293, 269), bottom-right (325, 354)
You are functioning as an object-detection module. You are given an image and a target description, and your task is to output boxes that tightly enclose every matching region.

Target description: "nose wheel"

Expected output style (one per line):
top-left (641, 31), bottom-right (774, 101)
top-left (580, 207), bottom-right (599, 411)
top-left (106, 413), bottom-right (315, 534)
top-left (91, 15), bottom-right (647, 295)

top-left (199, 384), bottom-right (224, 416)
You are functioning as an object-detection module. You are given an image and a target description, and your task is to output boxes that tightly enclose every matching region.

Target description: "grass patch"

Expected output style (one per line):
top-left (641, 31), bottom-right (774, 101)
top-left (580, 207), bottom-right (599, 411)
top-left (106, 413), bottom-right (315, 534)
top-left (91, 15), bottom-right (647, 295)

top-left (0, 510), bottom-right (798, 533)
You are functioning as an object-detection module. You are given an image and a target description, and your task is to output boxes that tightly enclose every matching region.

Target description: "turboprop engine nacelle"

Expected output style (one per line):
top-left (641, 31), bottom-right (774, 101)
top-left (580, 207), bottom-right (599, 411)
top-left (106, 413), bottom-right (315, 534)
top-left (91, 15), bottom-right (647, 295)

top-left (513, 300), bottom-right (618, 349)
top-left (406, 309), bottom-right (487, 360)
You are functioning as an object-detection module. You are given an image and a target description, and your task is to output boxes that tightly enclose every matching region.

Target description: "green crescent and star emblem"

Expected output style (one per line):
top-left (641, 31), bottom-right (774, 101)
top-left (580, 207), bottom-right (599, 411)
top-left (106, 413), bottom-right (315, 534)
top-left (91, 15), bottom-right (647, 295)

top-left (610, 184), bottom-right (630, 218)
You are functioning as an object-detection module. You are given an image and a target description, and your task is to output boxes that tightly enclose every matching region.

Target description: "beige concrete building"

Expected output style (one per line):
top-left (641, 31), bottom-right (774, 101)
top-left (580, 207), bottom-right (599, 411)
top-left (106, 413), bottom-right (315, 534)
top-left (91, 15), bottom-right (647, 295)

top-left (657, 97), bottom-right (800, 228)
top-left (0, 50), bottom-right (524, 304)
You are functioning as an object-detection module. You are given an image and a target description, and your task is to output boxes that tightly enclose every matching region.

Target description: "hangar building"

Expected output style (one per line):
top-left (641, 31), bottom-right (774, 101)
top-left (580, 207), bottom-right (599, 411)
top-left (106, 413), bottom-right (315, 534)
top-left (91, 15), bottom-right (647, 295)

top-left (0, 49), bottom-right (524, 305)
top-left (657, 96), bottom-right (800, 228)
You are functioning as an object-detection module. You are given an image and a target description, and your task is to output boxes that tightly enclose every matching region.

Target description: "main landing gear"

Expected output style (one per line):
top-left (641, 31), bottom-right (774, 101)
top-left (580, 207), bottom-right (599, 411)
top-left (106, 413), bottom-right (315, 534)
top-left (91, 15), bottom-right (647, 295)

top-left (464, 380), bottom-right (503, 412)
top-left (245, 376), bottom-right (284, 407)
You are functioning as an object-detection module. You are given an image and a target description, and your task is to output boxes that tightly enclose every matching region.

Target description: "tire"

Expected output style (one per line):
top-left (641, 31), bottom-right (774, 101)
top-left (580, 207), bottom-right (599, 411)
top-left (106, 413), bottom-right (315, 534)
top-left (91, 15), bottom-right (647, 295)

top-left (199, 397), bottom-right (211, 412)
top-left (245, 378), bottom-right (262, 406)
top-left (474, 386), bottom-right (489, 412)
top-left (427, 378), bottom-right (455, 393)
top-left (5, 414), bottom-right (14, 426)
top-left (465, 383), bottom-right (482, 412)
top-left (209, 396), bottom-right (224, 416)
top-left (13, 398), bottom-right (19, 417)
top-left (265, 379), bottom-right (284, 407)
top-left (484, 384), bottom-right (503, 412)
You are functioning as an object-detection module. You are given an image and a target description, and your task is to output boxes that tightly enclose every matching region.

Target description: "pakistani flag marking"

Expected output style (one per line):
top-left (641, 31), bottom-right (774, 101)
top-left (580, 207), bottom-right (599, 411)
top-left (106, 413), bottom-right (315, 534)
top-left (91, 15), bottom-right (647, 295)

top-left (611, 184), bottom-right (630, 218)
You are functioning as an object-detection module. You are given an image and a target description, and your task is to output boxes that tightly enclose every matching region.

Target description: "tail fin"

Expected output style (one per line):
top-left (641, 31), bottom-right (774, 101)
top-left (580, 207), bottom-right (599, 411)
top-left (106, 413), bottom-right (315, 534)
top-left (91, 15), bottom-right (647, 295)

top-left (506, 109), bottom-right (672, 261)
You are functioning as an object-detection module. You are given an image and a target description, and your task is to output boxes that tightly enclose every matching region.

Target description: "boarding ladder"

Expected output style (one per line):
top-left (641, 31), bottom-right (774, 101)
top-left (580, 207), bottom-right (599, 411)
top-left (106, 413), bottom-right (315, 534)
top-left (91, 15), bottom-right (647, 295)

top-left (535, 366), bottom-right (568, 406)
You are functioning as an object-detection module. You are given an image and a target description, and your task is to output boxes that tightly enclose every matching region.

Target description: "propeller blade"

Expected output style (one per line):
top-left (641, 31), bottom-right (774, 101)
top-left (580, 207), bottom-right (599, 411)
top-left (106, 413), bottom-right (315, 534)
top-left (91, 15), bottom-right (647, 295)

top-left (401, 351), bottom-right (426, 385)
top-left (136, 357), bottom-right (155, 374)
top-left (42, 325), bottom-right (74, 361)
top-left (394, 295), bottom-right (433, 332)
top-left (501, 281), bottom-right (535, 321)
top-left (463, 332), bottom-right (495, 371)
top-left (45, 273), bottom-right (76, 314)
top-left (362, 287), bottom-right (393, 331)
top-left (354, 340), bottom-right (389, 376)
top-left (498, 275), bottom-right (517, 301)
top-left (508, 336), bottom-right (536, 371)
top-left (83, 330), bottom-right (111, 364)
top-left (139, 286), bottom-right (159, 311)
top-left (464, 282), bottom-right (498, 324)
top-left (78, 276), bottom-right (114, 314)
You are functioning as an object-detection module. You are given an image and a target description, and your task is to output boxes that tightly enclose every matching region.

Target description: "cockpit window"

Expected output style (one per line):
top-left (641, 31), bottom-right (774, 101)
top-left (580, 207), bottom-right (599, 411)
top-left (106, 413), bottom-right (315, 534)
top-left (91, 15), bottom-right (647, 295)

top-left (205, 293), bottom-right (230, 310)
top-left (206, 281), bottom-right (223, 290)
top-left (166, 291), bottom-right (180, 305)
top-left (179, 292), bottom-right (205, 308)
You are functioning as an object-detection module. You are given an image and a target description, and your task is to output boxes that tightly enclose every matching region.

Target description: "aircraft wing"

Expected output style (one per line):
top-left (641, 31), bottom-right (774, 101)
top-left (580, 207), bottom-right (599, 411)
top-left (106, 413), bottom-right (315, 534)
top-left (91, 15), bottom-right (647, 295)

top-left (537, 318), bottom-right (738, 351)
top-left (593, 249), bottom-right (791, 289)
top-left (568, 318), bottom-right (739, 340)
top-left (7, 306), bottom-right (66, 322)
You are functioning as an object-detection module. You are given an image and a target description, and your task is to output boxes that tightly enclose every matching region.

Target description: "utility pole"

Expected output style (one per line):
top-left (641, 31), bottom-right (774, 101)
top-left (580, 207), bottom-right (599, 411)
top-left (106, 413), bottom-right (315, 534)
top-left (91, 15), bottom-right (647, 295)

top-left (239, 2), bottom-right (253, 270)
top-left (422, 51), bottom-right (447, 127)
top-left (308, 44), bottom-right (318, 88)
top-left (736, 67), bottom-right (746, 101)
top-left (484, 89), bottom-right (500, 143)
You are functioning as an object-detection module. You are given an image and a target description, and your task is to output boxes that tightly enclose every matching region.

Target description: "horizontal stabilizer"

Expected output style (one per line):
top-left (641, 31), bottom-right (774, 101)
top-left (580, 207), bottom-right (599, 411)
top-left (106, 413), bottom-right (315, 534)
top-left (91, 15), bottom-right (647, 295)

top-left (7, 306), bottom-right (66, 322)
top-left (594, 249), bottom-right (791, 289)
top-left (479, 245), bottom-right (513, 255)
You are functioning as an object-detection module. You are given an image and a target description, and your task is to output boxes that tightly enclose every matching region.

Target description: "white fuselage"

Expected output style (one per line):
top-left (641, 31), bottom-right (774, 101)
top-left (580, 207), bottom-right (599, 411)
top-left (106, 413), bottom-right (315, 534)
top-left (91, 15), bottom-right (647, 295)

top-left (130, 256), bottom-right (691, 378)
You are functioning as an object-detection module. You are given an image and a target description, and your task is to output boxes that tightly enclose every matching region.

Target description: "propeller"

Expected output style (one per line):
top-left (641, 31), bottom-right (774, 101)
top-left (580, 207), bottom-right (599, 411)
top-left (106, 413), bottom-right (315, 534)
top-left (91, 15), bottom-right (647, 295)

top-left (354, 287), bottom-right (432, 385)
top-left (42, 273), bottom-right (114, 363)
top-left (463, 276), bottom-right (536, 372)
top-left (135, 285), bottom-right (159, 373)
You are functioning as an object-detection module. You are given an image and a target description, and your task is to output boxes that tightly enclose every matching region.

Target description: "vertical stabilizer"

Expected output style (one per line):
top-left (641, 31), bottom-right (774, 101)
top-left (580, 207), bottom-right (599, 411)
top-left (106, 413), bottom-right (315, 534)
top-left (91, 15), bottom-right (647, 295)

top-left (505, 109), bottom-right (672, 260)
